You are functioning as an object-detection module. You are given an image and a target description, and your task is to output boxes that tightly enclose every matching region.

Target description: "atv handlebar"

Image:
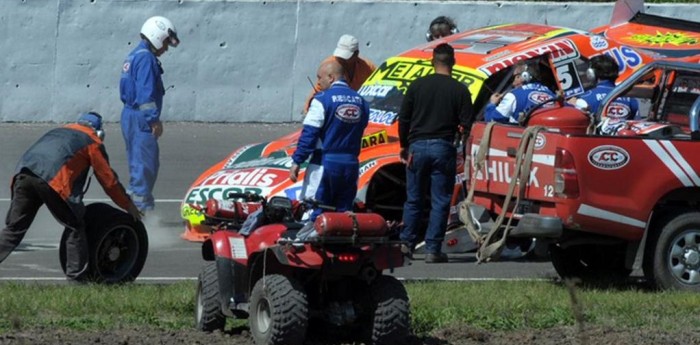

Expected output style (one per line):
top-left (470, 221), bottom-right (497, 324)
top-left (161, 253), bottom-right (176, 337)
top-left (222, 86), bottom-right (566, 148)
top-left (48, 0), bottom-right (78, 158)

top-left (227, 192), bottom-right (265, 203)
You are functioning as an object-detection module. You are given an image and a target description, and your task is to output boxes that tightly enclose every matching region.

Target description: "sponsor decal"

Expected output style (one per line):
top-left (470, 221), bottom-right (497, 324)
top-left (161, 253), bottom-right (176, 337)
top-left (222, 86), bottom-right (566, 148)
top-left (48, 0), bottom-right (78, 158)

top-left (199, 168), bottom-right (286, 188)
top-left (122, 62), bottom-right (130, 73)
top-left (367, 58), bottom-right (481, 94)
top-left (358, 84), bottom-right (394, 98)
top-left (359, 160), bottom-right (377, 176)
top-left (528, 91), bottom-right (553, 104)
top-left (588, 145), bottom-right (630, 170)
top-left (223, 144), bottom-right (256, 168)
top-left (535, 133), bottom-right (546, 150)
top-left (361, 130), bottom-right (388, 149)
top-left (227, 156), bottom-right (294, 169)
top-left (606, 102), bottom-right (632, 119)
top-left (184, 186), bottom-right (264, 205)
top-left (602, 46), bottom-right (642, 74)
top-left (284, 186), bottom-right (303, 200)
top-left (589, 36), bottom-right (609, 51)
top-left (229, 237), bottom-right (248, 259)
top-left (335, 104), bottom-right (362, 123)
top-left (479, 39), bottom-right (580, 76)
top-left (369, 109), bottom-right (398, 125)
top-left (624, 31), bottom-right (699, 47)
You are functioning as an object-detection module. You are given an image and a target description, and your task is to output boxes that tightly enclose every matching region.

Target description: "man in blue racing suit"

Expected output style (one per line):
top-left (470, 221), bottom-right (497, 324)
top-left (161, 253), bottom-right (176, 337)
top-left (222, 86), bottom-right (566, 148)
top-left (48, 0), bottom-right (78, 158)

top-left (119, 16), bottom-right (179, 212)
top-left (569, 54), bottom-right (639, 135)
top-left (485, 61), bottom-right (556, 124)
top-left (289, 60), bottom-right (369, 233)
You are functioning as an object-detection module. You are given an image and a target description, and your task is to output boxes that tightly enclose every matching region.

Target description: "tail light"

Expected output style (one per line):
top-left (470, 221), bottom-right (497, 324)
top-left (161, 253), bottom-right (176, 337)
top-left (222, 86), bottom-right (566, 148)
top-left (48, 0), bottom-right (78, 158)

top-left (554, 148), bottom-right (579, 198)
top-left (336, 253), bottom-right (360, 263)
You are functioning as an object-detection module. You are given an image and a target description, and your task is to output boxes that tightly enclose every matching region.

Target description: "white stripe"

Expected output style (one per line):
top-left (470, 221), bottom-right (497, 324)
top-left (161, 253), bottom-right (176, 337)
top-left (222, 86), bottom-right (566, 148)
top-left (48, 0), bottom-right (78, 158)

top-left (483, 148), bottom-right (555, 166)
top-left (644, 140), bottom-right (693, 187)
top-left (660, 141), bottom-right (700, 186)
top-left (0, 198), bottom-right (182, 202)
top-left (577, 204), bottom-right (646, 228)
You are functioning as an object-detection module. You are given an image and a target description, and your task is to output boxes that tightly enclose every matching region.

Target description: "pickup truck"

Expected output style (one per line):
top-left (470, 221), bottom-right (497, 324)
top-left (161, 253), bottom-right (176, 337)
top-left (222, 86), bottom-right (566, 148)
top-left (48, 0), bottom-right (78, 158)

top-left (463, 60), bottom-right (700, 291)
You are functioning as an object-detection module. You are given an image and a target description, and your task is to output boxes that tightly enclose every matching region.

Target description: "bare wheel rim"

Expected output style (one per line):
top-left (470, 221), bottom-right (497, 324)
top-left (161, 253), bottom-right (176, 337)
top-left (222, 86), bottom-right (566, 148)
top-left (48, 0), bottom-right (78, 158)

top-left (256, 297), bottom-right (271, 333)
top-left (668, 229), bottom-right (700, 285)
top-left (95, 225), bottom-right (139, 279)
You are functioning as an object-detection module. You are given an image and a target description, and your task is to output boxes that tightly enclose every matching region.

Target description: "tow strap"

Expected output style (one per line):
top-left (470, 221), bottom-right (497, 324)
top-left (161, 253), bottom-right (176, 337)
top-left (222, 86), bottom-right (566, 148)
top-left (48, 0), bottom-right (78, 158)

top-left (460, 124), bottom-right (546, 263)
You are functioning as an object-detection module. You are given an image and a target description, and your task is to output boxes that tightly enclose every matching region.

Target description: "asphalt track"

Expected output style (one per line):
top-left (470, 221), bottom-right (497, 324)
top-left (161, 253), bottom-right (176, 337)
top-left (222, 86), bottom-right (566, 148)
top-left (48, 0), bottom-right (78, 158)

top-left (0, 122), bottom-right (558, 283)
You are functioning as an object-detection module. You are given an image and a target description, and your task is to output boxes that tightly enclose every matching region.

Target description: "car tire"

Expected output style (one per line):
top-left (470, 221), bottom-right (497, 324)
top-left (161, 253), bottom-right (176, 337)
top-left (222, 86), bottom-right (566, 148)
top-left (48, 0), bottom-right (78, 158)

top-left (249, 274), bottom-right (308, 345)
top-left (647, 211), bottom-right (700, 291)
top-left (59, 203), bottom-right (148, 284)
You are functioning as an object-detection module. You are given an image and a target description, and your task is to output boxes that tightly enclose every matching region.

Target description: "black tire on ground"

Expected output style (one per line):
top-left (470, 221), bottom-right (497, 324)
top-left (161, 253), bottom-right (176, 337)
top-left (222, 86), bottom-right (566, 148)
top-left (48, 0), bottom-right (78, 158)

top-left (195, 262), bottom-right (226, 332)
top-left (249, 274), bottom-right (308, 345)
top-left (646, 211), bottom-right (700, 291)
top-left (549, 243), bottom-right (632, 285)
top-left (59, 203), bottom-right (148, 284)
top-left (369, 275), bottom-right (410, 345)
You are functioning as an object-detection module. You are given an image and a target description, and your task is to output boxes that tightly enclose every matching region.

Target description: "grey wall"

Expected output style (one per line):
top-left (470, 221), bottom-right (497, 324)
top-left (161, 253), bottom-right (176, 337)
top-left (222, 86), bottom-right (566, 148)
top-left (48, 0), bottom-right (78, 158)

top-left (1, 0), bottom-right (698, 123)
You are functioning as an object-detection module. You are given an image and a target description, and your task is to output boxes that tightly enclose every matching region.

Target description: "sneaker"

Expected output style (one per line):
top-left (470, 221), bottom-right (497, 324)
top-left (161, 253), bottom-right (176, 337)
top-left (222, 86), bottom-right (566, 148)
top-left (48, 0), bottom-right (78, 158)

top-left (425, 252), bottom-right (448, 264)
top-left (400, 244), bottom-right (414, 260)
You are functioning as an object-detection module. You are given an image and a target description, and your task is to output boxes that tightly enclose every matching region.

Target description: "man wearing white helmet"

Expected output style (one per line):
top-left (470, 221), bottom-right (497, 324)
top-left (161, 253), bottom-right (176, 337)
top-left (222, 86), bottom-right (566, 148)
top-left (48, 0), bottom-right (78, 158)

top-left (119, 16), bottom-right (180, 213)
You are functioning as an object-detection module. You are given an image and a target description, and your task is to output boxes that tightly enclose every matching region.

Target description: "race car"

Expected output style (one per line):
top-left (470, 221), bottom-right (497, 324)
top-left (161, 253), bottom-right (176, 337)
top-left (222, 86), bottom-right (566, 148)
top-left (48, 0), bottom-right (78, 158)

top-left (181, 0), bottom-right (700, 242)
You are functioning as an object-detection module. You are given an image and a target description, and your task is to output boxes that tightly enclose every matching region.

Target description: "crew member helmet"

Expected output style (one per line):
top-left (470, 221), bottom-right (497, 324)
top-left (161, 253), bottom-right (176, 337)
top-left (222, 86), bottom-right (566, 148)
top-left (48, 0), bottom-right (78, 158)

top-left (140, 16), bottom-right (180, 50)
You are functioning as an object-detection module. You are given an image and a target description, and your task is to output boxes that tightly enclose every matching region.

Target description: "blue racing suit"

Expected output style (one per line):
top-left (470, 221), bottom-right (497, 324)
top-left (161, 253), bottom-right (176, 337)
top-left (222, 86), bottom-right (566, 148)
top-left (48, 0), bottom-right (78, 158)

top-left (485, 82), bottom-right (556, 123)
top-left (292, 80), bottom-right (369, 221)
top-left (119, 40), bottom-right (164, 211)
top-left (574, 80), bottom-right (639, 119)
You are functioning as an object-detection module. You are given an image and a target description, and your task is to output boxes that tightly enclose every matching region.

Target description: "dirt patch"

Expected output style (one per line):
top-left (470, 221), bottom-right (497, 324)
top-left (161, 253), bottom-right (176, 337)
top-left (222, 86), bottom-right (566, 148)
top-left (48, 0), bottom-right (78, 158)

top-left (1, 324), bottom-right (699, 345)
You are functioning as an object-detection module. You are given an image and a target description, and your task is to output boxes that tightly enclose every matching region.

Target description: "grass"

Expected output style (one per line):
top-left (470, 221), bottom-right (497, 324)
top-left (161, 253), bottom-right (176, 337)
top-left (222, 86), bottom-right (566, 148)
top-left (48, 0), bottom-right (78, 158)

top-left (0, 280), bottom-right (699, 335)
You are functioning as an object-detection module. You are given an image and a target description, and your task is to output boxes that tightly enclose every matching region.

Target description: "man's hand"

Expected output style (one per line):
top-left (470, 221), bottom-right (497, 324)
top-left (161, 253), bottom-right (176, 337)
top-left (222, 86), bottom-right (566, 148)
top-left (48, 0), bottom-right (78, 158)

top-left (399, 148), bottom-right (409, 165)
top-left (126, 202), bottom-right (143, 222)
top-left (289, 162), bottom-right (300, 182)
top-left (490, 93), bottom-right (504, 105)
top-left (151, 121), bottom-right (163, 139)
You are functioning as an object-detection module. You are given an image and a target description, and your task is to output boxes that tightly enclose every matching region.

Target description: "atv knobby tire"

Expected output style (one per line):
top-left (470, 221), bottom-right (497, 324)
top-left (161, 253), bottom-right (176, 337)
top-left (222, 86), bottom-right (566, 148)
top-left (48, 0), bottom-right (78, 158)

top-left (646, 211), bottom-right (700, 291)
top-left (249, 274), bottom-right (308, 345)
top-left (59, 203), bottom-right (148, 284)
top-left (196, 262), bottom-right (226, 332)
top-left (369, 275), bottom-right (410, 345)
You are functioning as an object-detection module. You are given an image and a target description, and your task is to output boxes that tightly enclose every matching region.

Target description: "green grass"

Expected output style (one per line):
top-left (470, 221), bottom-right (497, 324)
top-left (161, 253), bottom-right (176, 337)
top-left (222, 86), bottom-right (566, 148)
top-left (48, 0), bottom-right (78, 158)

top-left (0, 280), bottom-right (699, 335)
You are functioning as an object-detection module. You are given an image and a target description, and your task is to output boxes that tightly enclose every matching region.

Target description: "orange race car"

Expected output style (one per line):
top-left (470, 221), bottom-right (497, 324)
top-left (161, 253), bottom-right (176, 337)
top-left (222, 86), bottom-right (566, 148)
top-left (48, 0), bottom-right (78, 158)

top-left (181, 0), bottom-right (700, 242)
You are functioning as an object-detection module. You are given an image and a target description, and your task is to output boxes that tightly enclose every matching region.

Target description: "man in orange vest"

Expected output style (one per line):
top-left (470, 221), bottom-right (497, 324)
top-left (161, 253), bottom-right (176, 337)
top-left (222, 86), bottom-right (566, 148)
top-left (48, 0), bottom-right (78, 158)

top-left (0, 112), bottom-right (141, 282)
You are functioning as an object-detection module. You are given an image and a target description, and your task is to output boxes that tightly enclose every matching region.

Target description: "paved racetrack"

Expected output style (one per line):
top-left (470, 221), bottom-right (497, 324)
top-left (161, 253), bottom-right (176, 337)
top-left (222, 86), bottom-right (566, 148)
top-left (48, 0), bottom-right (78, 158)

top-left (0, 122), bottom-right (558, 283)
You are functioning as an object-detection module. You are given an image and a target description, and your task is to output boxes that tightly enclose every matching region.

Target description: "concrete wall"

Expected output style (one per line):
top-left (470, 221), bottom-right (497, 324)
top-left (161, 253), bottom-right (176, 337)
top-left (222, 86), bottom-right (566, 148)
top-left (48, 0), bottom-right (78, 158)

top-left (1, 0), bottom-right (698, 123)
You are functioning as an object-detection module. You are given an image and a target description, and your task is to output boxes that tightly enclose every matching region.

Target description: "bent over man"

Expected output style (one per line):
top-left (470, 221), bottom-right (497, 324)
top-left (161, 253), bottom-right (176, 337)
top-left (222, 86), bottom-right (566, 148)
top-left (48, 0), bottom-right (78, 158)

top-left (290, 60), bottom-right (370, 228)
top-left (120, 16), bottom-right (180, 212)
top-left (0, 113), bottom-right (141, 281)
top-left (398, 43), bottom-right (473, 263)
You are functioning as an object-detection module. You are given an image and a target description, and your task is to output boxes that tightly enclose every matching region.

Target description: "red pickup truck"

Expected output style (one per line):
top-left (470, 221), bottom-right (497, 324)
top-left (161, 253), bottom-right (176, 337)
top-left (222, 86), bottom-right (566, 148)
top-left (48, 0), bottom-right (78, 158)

top-left (463, 60), bottom-right (700, 291)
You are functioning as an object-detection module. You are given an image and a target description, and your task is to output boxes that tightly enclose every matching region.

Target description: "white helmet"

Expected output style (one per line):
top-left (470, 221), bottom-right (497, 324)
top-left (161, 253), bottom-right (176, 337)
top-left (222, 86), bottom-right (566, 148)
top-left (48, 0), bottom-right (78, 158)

top-left (140, 16), bottom-right (180, 50)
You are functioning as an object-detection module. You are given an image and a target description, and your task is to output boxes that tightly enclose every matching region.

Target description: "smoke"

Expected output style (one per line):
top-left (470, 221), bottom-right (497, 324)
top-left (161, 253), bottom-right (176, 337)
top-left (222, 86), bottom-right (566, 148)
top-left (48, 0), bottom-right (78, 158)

top-left (140, 212), bottom-right (185, 249)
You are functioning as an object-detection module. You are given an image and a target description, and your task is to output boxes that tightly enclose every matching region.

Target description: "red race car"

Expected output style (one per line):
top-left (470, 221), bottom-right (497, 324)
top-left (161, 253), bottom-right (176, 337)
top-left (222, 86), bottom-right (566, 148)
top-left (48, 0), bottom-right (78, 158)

top-left (181, 0), bottom-right (700, 243)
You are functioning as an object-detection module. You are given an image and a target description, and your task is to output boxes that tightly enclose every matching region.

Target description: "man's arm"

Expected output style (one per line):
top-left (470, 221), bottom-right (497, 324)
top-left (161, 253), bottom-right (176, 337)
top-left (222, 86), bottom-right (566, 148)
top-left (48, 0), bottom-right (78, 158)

top-left (291, 99), bottom-right (325, 180)
top-left (484, 92), bottom-right (516, 123)
top-left (88, 143), bottom-right (141, 220)
top-left (133, 54), bottom-right (162, 128)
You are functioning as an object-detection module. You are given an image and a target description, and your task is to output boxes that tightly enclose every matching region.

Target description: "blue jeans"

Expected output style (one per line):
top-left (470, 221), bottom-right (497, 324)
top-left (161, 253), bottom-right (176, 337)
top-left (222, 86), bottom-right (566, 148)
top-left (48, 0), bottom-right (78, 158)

top-left (401, 139), bottom-right (456, 254)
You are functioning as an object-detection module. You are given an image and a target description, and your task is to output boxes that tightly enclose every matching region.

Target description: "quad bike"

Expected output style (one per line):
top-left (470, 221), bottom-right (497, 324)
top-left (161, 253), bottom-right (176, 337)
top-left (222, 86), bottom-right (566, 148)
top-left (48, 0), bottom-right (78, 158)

top-left (193, 193), bottom-right (410, 345)
top-left (58, 203), bottom-right (149, 284)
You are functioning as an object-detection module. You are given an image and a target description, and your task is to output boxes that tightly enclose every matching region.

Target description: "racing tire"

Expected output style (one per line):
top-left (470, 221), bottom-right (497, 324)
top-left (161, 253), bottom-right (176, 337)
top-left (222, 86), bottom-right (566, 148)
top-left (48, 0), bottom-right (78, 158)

top-left (549, 243), bottom-right (631, 286)
top-left (195, 262), bottom-right (226, 332)
top-left (368, 275), bottom-right (410, 345)
top-left (249, 274), bottom-right (308, 345)
top-left (646, 211), bottom-right (700, 291)
top-left (59, 203), bottom-right (148, 284)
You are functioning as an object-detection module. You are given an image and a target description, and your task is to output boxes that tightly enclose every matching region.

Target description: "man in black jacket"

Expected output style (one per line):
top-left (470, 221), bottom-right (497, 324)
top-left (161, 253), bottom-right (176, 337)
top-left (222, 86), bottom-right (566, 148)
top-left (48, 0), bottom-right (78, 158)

top-left (398, 43), bottom-right (473, 263)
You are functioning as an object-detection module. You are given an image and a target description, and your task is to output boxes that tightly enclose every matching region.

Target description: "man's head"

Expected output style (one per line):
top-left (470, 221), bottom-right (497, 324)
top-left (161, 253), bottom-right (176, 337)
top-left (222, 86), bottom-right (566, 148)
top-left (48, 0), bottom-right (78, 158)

top-left (316, 60), bottom-right (345, 91)
top-left (77, 112), bottom-right (105, 140)
top-left (512, 61), bottom-right (540, 87)
top-left (140, 16), bottom-right (180, 57)
top-left (587, 54), bottom-right (619, 83)
top-left (426, 16), bottom-right (458, 42)
top-left (432, 43), bottom-right (456, 70)
top-left (333, 34), bottom-right (359, 61)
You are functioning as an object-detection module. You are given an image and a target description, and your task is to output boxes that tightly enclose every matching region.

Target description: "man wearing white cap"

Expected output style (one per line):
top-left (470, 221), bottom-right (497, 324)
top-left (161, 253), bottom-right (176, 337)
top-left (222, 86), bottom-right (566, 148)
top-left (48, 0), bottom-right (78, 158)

top-left (303, 34), bottom-right (376, 114)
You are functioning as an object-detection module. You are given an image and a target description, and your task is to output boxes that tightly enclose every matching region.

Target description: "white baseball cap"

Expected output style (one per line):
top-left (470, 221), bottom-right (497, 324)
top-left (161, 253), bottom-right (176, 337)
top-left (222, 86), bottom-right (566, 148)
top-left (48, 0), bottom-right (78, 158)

top-left (333, 34), bottom-right (359, 59)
